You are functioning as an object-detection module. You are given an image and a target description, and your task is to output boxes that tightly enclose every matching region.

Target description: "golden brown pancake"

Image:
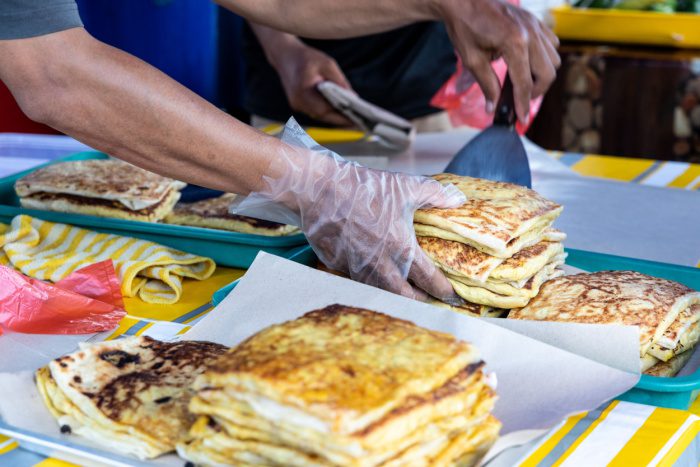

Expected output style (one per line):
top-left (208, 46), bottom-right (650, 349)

top-left (414, 174), bottom-right (563, 258)
top-left (164, 193), bottom-right (300, 236)
top-left (509, 271), bottom-right (700, 356)
top-left (16, 159), bottom-right (185, 222)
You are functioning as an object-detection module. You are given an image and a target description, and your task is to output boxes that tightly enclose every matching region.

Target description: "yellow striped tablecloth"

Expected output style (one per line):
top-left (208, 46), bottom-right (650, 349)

top-left (552, 152), bottom-right (700, 191)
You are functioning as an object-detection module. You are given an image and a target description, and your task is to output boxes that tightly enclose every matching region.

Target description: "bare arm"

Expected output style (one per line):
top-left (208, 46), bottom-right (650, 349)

top-left (249, 23), bottom-right (352, 126)
top-left (216, 0), bottom-right (435, 39)
top-left (218, 0), bottom-right (560, 124)
top-left (0, 27), bottom-right (286, 194)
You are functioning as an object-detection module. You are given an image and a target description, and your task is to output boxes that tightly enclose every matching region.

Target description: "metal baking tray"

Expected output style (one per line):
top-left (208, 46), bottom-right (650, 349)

top-left (0, 151), bottom-right (307, 268)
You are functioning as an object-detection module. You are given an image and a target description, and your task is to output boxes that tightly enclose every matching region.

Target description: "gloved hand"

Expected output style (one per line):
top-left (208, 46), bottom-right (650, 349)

top-left (232, 119), bottom-right (466, 303)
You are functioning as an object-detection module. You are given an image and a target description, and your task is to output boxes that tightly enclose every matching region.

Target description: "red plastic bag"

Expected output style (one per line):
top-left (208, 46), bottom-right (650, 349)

top-left (431, 56), bottom-right (542, 135)
top-left (0, 260), bottom-right (125, 334)
top-left (430, 0), bottom-right (542, 134)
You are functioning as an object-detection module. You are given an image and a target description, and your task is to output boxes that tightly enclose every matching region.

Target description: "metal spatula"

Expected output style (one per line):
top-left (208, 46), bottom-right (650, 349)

top-left (444, 75), bottom-right (532, 188)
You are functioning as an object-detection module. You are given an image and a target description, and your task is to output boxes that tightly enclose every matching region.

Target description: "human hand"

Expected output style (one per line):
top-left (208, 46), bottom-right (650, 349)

top-left (436, 0), bottom-right (560, 124)
top-left (271, 41), bottom-right (354, 126)
top-left (231, 120), bottom-right (467, 303)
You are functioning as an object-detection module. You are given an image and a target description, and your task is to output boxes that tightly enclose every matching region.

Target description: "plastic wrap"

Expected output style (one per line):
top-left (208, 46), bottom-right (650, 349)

top-left (0, 260), bottom-right (125, 334)
top-left (231, 118), bottom-right (466, 302)
top-left (431, 56), bottom-right (542, 134)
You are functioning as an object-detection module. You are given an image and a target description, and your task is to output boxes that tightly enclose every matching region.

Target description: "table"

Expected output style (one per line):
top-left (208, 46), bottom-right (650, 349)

top-left (0, 131), bottom-right (699, 466)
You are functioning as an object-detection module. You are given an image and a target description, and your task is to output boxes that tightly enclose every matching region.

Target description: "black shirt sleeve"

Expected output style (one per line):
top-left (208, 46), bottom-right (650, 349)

top-left (0, 0), bottom-right (83, 40)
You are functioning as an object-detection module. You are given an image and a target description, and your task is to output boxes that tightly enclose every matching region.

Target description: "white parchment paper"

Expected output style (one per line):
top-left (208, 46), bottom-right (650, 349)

top-left (0, 252), bottom-right (642, 465)
top-left (186, 252), bottom-right (641, 433)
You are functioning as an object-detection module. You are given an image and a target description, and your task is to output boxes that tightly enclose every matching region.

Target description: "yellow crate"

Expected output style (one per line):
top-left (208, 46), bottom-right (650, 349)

top-left (551, 5), bottom-right (700, 48)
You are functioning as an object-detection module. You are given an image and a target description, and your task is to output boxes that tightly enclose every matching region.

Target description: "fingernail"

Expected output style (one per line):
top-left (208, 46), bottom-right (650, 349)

top-left (485, 100), bottom-right (495, 114)
top-left (442, 294), bottom-right (467, 307)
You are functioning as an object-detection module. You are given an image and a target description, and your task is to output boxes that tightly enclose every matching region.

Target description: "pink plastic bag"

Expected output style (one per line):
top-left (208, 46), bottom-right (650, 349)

top-left (431, 56), bottom-right (542, 135)
top-left (0, 260), bottom-right (125, 334)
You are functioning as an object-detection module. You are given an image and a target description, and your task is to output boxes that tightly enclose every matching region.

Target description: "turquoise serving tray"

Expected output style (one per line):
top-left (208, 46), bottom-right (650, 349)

top-left (0, 151), bottom-right (307, 268)
top-left (212, 247), bottom-right (700, 410)
top-left (566, 248), bottom-right (700, 410)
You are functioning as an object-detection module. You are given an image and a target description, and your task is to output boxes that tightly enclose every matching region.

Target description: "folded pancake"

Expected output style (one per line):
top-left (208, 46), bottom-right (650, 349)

top-left (418, 230), bottom-right (565, 284)
top-left (164, 193), bottom-right (300, 236)
top-left (179, 305), bottom-right (500, 466)
top-left (428, 299), bottom-right (507, 318)
top-left (509, 271), bottom-right (700, 357)
top-left (647, 315), bottom-right (700, 362)
top-left (414, 175), bottom-right (563, 258)
top-left (644, 349), bottom-right (694, 377)
top-left (196, 305), bottom-right (479, 436)
top-left (183, 367), bottom-right (495, 466)
top-left (448, 260), bottom-right (565, 300)
top-left (16, 159), bottom-right (186, 222)
top-left (447, 265), bottom-right (565, 309)
top-left (35, 336), bottom-right (227, 459)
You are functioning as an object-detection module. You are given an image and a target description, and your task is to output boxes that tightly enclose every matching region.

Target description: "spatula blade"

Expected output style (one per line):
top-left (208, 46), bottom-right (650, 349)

top-left (444, 126), bottom-right (531, 188)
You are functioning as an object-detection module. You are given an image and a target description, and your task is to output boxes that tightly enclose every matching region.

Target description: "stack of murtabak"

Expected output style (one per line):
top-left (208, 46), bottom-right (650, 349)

top-left (415, 175), bottom-right (565, 317)
top-left (178, 305), bottom-right (500, 466)
top-left (510, 271), bottom-right (700, 376)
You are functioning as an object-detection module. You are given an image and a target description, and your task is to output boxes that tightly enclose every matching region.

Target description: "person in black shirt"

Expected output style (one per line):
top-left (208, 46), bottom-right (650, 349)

top-left (243, 22), bottom-right (457, 130)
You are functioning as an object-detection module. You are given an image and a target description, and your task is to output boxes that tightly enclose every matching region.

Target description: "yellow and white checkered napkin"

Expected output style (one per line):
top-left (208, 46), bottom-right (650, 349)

top-left (0, 215), bottom-right (215, 304)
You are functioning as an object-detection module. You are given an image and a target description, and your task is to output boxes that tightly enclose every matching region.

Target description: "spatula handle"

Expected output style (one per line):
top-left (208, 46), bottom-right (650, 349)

top-left (493, 74), bottom-right (516, 128)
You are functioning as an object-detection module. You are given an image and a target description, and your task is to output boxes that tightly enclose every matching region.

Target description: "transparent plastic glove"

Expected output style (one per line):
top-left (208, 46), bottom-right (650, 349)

top-left (232, 119), bottom-right (467, 302)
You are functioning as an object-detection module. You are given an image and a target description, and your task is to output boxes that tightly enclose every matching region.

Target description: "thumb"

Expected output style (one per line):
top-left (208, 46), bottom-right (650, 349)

top-left (417, 180), bottom-right (466, 209)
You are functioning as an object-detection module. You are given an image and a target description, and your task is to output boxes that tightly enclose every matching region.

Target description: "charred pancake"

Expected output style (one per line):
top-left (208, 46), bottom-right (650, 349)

top-left (16, 159), bottom-right (185, 222)
top-left (164, 193), bottom-right (300, 236)
top-left (20, 189), bottom-right (181, 223)
top-left (36, 336), bottom-right (227, 459)
top-left (414, 175), bottom-right (563, 258)
top-left (509, 271), bottom-right (700, 356)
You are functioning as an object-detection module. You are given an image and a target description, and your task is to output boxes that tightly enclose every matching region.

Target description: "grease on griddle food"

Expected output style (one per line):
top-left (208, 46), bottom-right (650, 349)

top-left (177, 304), bottom-right (501, 466)
top-left (35, 336), bottom-right (228, 459)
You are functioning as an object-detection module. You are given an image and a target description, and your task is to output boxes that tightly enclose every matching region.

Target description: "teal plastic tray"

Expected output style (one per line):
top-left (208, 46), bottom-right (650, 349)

top-left (0, 151), bottom-right (307, 268)
top-left (565, 248), bottom-right (700, 410)
top-left (212, 247), bottom-right (700, 410)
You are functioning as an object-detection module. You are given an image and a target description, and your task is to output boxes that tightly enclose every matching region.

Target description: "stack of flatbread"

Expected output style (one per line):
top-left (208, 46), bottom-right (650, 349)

top-left (510, 271), bottom-right (700, 377)
top-left (36, 336), bottom-right (228, 459)
top-left (16, 159), bottom-right (186, 222)
top-left (165, 193), bottom-right (300, 236)
top-left (415, 174), bottom-right (566, 317)
top-left (178, 304), bottom-right (501, 466)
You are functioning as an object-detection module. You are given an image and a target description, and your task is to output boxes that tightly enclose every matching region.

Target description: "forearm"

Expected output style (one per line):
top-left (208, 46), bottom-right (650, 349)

top-left (216, 0), bottom-right (439, 39)
top-left (0, 28), bottom-right (286, 195)
top-left (249, 23), bottom-right (304, 70)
